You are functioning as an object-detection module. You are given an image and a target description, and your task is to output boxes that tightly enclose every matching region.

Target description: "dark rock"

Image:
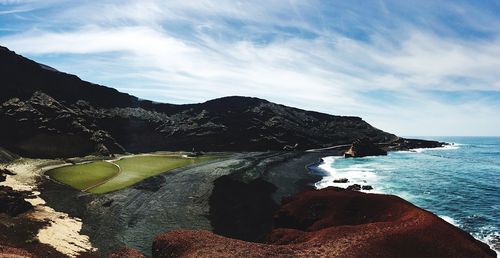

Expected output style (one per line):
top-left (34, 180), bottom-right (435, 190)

top-left (333, 178), bottom-right (348, 183)
top-left (362, 185), bottom-right (373, 190)
top-left (0, 169), bottom-right (15, 176)
top-left (0, 147), bottom-right (19, 163)
top-left (0, 169), bottom-right (13, 182)
top-left (346, 184), bottom-right (361, 191)
top-left (0, 91), bottom-right (125, 158)
top-left (1, 45), bottom-right (398, 157)
top-left (344, 138), bottom-right (387, 158)
top-left (283, 143), bottom-right (298, 151)
top-left (0, 186), bottom-right (33, 216)
top-left (133, 176), bottom-right (166, 192)
top-left (386, 137), bottom-right (446, 151)
top-left (209, 176), bottom-right (279, 242)
top-left (108, 247), bottom-right (145, 258)
top-left (102, 200), bottom-right (114, 207)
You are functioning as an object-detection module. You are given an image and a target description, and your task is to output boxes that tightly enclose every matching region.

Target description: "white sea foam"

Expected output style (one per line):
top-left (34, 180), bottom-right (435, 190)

top-left (314, 156), bottom-right (380, 192)
top-left (472, 225), bottom-right (500, 255)
top-left (439, 218), bottom-right (500, 255)
top-left (439, 215), bottom-right (459, 226)
top-left (481, 231), bottom-right (500, 255)
top-left (412, 143), bottom-right (461, 153)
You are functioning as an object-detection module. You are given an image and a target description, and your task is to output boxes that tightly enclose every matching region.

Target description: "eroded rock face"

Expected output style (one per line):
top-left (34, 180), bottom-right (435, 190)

top-left (1, 45), bottom-right (398, 157)
top-left (153, 187), bottom-right (496, 258)
top-left (0, 92), bottom-right (125, 158)
top-left (344, 138), bottom-right (388, 157)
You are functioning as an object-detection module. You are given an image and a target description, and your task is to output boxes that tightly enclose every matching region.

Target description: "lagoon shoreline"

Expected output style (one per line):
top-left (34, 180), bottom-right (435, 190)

top-left (1, 141), bottom-right (497, 257)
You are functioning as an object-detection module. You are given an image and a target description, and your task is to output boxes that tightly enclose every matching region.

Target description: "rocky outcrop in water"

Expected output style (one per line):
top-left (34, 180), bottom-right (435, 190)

top-left (344, 138), bottom-right (388, 157)
top-left (333, 178), bottom-right (348, 183)
top-left (1, 45), bottom-right (398, 158)
top-left (346, 184), bottom-right (362, 191)
top-left (153, 187), bottom-right (496, 257)
top-left (387, 137), bottom-right (447, 151)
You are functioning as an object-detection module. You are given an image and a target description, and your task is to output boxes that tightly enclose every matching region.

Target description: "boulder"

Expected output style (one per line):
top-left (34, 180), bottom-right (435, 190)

top-left (346, 184), bottom-right (361, 191)
top-left (333, 178), bottom-right (348, 183)
top-left (344, 138), bottom-right (387, 158)
top-left (362, 185), bottom-right (373, 190)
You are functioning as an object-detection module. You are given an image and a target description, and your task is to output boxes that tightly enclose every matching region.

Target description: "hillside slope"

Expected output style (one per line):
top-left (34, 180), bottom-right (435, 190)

top-left (0, 46), bottom-right (397, 158)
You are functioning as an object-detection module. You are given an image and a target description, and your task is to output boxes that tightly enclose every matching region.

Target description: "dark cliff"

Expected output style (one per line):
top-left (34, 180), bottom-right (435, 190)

top-left (0, 45), bottom-right (397, 158)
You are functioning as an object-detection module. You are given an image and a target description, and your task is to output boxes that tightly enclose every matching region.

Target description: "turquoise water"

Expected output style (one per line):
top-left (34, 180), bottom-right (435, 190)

top-left (314, 137), bottom-right (500, 252)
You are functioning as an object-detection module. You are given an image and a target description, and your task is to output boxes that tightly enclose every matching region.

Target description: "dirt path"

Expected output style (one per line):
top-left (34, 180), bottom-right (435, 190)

top-left (306, 144), bottom-right (351, 152)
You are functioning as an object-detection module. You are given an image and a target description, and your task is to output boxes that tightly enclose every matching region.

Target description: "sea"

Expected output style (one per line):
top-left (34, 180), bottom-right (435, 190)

top-left (313, 136), bottom-right (500, 253)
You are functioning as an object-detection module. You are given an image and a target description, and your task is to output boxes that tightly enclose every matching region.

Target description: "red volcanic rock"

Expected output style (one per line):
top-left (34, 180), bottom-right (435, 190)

top-left (153, 187), bottom-right (496, 258)
top-left (0, 245), bottom-right (35, 257)
top-left (108, 247), bottom-right (145, 258)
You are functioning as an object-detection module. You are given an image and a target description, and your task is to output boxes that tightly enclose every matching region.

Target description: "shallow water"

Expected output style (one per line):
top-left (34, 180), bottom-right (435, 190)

top-left (314, 137), bottom-right (500, 253)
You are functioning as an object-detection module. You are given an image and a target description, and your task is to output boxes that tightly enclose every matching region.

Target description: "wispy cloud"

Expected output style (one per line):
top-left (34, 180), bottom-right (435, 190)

top-left (0, 0), bottom-right (499, 135)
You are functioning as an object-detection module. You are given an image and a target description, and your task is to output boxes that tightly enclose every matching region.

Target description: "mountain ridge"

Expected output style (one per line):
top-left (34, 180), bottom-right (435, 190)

top-left (1, 45), bottom-right (397, 158)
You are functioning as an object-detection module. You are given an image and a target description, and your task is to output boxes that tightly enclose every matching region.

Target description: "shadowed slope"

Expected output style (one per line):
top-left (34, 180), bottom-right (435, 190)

top-left (153, 187), bottom-right (496, 258)
top-left (0, 45), bottom-right (398, 157)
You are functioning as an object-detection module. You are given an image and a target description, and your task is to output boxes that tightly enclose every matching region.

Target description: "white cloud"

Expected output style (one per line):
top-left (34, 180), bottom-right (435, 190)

top-left (1, 0), bottom-right (499, 135)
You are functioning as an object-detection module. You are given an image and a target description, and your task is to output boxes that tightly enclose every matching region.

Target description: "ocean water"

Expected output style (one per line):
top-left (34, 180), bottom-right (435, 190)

top-left (313, 137), bottom-right (500, 253)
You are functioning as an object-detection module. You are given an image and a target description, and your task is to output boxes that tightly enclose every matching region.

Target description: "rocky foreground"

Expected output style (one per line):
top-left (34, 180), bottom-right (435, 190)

top-left (1, 149), bottom-right (496, 258)
top-left (152, 187), bottom-right (495, 258)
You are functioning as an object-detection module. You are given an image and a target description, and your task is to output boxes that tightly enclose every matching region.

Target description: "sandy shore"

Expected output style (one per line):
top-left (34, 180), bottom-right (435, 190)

top-left (1, 158), bottom-right (96, 257)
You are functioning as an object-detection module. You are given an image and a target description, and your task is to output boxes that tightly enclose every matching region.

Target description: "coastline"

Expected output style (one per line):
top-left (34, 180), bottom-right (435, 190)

top-left (1, 141), bottom-right (497, 257)
top-left (309, 140), bottom-right (499, 255)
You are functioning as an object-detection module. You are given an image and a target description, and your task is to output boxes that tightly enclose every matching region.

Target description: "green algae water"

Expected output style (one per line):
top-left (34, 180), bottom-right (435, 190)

top-left (313, 137), bottom-right (500, 253)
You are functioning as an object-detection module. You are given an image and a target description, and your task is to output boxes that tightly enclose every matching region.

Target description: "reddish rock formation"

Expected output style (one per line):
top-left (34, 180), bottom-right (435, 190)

top-left (0, 245), bottom-right (35, 257)
top-left (153, 187), bottom-right (496, 258)
top-left (108, 247), bottom-right (145, 258)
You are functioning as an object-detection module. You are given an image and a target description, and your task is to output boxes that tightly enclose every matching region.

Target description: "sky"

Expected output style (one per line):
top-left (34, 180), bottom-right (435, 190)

top-left (1, 0), bottom-right (499, 136)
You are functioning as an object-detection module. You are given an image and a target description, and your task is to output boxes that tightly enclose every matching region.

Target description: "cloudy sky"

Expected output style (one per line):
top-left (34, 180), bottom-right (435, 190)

top-left (1, 0), bottom-right (499, 136)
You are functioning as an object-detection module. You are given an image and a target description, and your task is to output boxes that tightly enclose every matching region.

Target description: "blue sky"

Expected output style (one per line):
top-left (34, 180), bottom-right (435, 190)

top-left (1, 0), bottom-right (499, 136)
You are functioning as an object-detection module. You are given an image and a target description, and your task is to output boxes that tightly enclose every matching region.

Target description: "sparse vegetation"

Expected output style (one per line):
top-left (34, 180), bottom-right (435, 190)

top-left (46, 161), bottom-right (118, 190)
top-left (46, 154), bottom-right (217, 194)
